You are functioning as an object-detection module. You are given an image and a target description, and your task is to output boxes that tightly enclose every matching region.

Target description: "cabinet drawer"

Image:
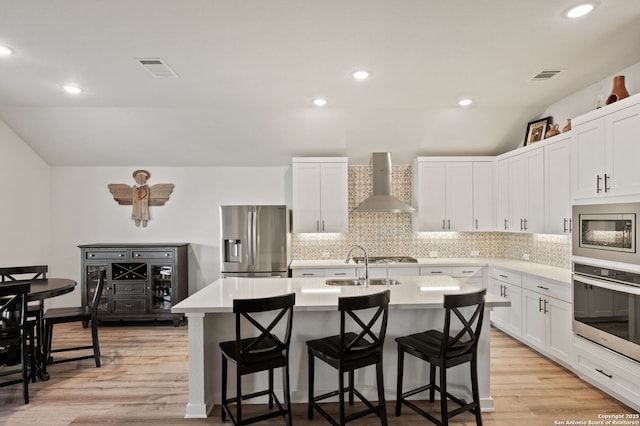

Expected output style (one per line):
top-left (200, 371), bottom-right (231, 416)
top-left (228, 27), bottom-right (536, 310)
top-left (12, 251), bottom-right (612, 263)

top-left (292, 269), bottom-right (325, 278)
top-left (420, 266), bottom-right (454, 276)
top-left (449, 266), bottom-right (483, 278)
top-left (112, 282), bottom-right (146, 296)
top-left (113, 299), bottom-right (147, 314)
top-left (575, 338), bottom-right (640, 403)
top-left (523, 276), bottom-right (571, 302)
top-left (325, 268), bottom-right (357, 277)
top-left (490, 267), bottom-right (522, 286)
top-left (131, 250), bottom-right (174, 259)
top-left (85, 250), bottom-right (127, 260)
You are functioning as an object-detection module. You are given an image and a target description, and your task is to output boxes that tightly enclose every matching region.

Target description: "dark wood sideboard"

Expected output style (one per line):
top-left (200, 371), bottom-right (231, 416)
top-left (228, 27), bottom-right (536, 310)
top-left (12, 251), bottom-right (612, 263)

top-left (79, 243), bottom-right (189, 326)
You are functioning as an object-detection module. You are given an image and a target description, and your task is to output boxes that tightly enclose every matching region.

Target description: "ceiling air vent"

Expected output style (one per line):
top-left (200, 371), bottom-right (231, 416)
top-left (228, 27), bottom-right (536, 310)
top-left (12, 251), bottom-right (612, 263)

top-left (137, 58), bottom-right (179, 78)
top-left (530, 69), bottom-right (564, 81)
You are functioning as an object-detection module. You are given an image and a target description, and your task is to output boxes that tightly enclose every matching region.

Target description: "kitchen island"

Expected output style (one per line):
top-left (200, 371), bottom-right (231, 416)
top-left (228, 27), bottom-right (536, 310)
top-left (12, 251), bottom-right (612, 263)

top-left (172, 275), bottom-right (509, 418)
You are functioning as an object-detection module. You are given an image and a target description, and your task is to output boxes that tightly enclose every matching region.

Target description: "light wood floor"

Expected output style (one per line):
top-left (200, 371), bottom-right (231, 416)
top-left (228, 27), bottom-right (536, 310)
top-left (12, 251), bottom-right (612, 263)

top-left (1, 322), bottom-right (636, 425)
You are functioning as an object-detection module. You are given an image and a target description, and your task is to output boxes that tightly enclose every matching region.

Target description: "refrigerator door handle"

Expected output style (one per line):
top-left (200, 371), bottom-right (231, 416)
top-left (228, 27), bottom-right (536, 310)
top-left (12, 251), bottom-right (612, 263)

top-left (248, 208), bottom-right (255, 267)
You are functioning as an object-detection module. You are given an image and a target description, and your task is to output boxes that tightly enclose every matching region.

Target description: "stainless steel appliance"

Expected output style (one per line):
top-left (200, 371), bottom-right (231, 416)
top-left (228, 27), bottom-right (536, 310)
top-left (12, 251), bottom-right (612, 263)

top-left (572, 261), bottom-right (640, 362)
top-left (220, 205), bottom-right (290, 278)
top-left (573, 202), bottom-right (640, 265)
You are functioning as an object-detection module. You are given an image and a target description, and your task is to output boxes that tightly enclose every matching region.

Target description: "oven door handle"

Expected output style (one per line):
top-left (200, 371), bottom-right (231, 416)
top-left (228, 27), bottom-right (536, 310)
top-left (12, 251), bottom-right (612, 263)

top-left (573, 274), bottom-right (640, 296)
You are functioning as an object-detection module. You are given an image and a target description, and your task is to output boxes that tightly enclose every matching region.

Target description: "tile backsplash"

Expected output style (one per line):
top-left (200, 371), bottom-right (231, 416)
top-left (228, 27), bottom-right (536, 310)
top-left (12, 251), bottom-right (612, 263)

top-left (292, 165), bottom-right (571, 269)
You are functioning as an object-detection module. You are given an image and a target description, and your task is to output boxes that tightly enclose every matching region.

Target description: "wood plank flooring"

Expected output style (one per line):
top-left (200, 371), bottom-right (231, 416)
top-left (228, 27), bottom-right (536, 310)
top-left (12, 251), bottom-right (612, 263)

top-left (1, 322), bottom-right (636, 425)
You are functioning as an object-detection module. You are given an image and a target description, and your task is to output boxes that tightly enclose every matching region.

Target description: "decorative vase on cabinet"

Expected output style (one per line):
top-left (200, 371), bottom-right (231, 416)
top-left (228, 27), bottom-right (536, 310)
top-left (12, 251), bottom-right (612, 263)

top-left (605, 75), bottom-right (630, 105)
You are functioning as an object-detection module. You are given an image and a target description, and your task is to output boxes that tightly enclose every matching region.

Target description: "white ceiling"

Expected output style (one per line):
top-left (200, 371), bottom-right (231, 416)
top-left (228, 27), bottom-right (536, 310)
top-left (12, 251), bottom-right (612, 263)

top-left (1, 0), bottom-right (639, 167)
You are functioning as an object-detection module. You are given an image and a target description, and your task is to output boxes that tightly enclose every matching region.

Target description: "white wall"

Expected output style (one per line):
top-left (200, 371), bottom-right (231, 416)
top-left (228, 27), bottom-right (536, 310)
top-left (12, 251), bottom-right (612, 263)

top-left (0, 120), bottom-right (51, 266)
top-left (49, 166), bottom-right (290, 307)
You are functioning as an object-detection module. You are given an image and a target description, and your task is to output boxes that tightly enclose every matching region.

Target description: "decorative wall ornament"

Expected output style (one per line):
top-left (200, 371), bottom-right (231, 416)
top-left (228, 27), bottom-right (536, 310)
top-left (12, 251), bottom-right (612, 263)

top-left (605, 75), bottom-right (630, 105)
top-left (108, 170), bottom-right (174, 227)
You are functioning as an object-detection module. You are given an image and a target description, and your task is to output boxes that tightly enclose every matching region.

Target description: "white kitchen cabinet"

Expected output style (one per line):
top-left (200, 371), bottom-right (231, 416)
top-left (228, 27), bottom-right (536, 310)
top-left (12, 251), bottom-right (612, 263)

top-left (575, 335), bottom-right (640, 411)
top-left (544, 135), bottom-right (572, 234)
top-left (488, 268), bottom-right (522, 337)
top-left (412, 157), bottom-right (494, 232)
top-left (572, 98), bottom-right (640, 203)
top-left (292, 157), bottom-right (348, 233)
top-left (420, 265), bottom-right (484, 288)
top-left (509, 149), bottom-right (544, 233)
top-left (495, 157), bottom-right (511, 231)
top-left (368, 266), bottom-right (420, 279)
top-left (521, 276), bottom-right (574, 366)
top-left (291, 267), bottom-right (357, 278)
top-left (472, 161), bottom-right (495, 231)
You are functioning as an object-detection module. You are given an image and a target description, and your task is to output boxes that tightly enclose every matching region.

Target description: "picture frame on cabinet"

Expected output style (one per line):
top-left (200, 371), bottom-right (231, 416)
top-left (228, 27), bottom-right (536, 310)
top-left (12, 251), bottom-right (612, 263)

top-left (524, 116), bottom-right (552, 145)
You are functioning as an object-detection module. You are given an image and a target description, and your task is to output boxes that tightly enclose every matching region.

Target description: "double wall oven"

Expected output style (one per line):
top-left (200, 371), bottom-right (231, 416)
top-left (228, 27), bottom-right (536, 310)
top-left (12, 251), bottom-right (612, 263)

top-left (572, 202), bottom-right (640, 362)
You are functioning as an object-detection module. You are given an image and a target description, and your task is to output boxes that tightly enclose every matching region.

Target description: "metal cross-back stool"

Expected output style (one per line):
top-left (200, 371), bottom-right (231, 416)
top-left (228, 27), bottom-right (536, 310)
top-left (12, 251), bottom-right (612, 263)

top-left (306, 290), bottom-right (390, 426)
top-left (395, 289), bottom-right (486, 426)
top-left (220, 292), bottom-right (296, 425)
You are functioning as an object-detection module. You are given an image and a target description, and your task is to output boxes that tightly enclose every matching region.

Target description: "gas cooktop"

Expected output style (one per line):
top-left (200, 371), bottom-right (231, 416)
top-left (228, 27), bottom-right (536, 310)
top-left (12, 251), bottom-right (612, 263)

top-left (351, 256), bottom-right (418, 264)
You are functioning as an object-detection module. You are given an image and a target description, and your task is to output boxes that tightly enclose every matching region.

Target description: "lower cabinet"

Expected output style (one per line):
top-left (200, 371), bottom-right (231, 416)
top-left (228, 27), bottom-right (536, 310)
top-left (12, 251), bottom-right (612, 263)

top-left (80, 243), bottom-right (189, 326)
top-left (420, 265), bottom-right (484, 288)
top-left (575, 336), bottom-right (640, 411)
top-left (488, 267), bottom-right (522, 337)
top-left (521, 276), bottom-right (574, 366)
top-left (291, 268), bottom-right (357, 278)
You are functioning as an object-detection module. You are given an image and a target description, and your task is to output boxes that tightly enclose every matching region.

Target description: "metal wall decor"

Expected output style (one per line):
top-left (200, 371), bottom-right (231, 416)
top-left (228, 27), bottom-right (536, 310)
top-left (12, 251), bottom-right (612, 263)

top-left (108, 170), bottom-right (174, 227)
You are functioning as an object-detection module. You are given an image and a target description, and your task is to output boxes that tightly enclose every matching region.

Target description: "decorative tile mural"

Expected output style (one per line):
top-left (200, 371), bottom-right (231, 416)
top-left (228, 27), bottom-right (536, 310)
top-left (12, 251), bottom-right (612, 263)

top-left (292, 165), bottom-right (571, 269)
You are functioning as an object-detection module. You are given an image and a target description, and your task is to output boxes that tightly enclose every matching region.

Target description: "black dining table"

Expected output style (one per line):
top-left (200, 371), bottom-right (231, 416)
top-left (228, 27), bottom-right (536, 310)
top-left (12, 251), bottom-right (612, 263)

top-left (13, 278), bottom-right (77, 380)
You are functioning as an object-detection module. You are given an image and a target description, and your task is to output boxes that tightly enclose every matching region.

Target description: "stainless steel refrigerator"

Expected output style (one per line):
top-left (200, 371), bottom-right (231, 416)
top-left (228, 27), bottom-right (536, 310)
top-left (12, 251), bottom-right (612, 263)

top-left (220, 205), bottom-right (290, 278)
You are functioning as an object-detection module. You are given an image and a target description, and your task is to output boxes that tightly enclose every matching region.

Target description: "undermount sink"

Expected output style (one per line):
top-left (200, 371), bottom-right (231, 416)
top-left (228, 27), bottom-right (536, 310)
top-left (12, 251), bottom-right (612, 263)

top-left (325, 278), bottom-right (401, 286)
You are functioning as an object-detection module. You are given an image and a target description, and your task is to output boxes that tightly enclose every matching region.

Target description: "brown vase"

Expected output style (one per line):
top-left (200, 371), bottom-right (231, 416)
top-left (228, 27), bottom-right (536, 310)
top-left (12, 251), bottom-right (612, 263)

top-left (562, 118), bottom-right (572, 133)
top-left (545, 123), bottom-right (560, 138)
top-left (605, 75), bottom-right (630, 105)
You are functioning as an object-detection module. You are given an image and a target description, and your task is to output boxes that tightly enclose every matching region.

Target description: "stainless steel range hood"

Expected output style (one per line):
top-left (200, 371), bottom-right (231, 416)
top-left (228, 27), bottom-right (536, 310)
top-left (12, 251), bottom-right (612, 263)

top-left (355, 152), bottom-right (415, 213)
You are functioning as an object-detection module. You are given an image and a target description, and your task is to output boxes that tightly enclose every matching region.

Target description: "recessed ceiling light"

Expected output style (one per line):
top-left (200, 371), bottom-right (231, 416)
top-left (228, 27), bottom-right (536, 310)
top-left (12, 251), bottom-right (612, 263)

top-left (564, 2), bottom-right (597, 18)
top-left (62, 84), bottom-right (83, 95)
top-left (458, 98), bottom-right (473, 106)
top-left (352, 70), bottom-right (370, 80)
top-left (313, 98), bottom-right (327, 107)
top-left (0, 45), bottom-right (13, 56)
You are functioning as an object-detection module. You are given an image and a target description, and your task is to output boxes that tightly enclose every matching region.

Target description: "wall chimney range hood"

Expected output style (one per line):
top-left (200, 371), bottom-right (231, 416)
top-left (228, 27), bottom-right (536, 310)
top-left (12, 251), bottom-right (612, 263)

top-left (355, 152), bottom-right (415, 213)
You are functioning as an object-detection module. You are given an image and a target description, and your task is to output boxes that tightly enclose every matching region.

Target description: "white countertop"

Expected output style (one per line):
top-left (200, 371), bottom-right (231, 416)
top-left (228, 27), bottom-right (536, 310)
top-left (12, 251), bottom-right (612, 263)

top-left (172, 275), bottom-right (508, 313)
top-left (289, 257), bottom-right (571, 285)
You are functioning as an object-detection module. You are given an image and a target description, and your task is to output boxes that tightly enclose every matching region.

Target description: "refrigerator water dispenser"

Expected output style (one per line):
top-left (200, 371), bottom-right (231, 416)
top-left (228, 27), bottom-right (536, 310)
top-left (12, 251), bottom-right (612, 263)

top-left (224, 239), bottom-right (242, 263)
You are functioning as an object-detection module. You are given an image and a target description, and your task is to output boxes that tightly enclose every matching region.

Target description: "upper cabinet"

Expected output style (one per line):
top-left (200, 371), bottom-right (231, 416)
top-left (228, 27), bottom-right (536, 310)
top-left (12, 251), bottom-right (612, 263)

top-left (292, 157), bottom-right (348, 233)
top-left (496, 149), bottom-right (544, 233)
top-left (544, 135), bottom-right (572, 234)
top-left (412, 157), bottom-right (494, 232)
top-left (572, 96), bottom-right (640, 203)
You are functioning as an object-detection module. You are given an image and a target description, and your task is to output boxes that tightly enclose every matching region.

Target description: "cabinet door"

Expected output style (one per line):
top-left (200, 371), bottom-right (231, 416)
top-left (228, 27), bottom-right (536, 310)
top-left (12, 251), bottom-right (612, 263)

top-left (503, 282), bottom-right (522, 337)
top-left (546, 296), bottom-right (574, 365)
top-left (445, 162), bottom-right (473, 231)
top-left (605, 103), bottom-right (640, 197)
top-left (320, 162), bottom-right (348, 233)
top-left (472, 162), bottom-right (495, 231)
top-left (509, 154), bottom-right (527, 232)
top-left (545, 138), bottom-right (572, 234)
top-left (292, 162), bottom-right (321, 232)
top-left (496, 158), bottom-right (511, 231)
top-left (522, 288), bottom-right (546, 352)
top-left (85, 264), bottom-right (110, 314)
top-left (415, 162), bottom-right (447, 231)
top-left (572, 117), bottom-right (605, 200)
top-left (488, 279), bottom-right (507, 327)
top-left (149, 263), bottom-right (175, 312)
top-left (525, 149), bottom-right (544, 233)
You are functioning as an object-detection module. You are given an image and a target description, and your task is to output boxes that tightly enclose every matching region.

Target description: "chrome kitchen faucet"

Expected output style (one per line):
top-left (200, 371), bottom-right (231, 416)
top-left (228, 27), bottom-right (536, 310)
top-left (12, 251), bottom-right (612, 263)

top-left (345, 245), bottom-right (368, 281)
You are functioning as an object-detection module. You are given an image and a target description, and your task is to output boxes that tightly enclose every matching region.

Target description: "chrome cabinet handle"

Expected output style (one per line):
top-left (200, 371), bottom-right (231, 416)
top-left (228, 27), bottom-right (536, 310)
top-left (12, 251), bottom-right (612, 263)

top-left (539, 298), bottom-right (544, 313)
top-left (563, 218), bottom-right (568, 233)
top-left (604, 174), bottom-right (610, 192)
top-left (475, 219), bottom-right (478, 230)
top-left (596, 174), bottom-right (602, 193)
top-left (499, 274), bottom-right (508, 279)
top-left (543, 299), bottom-right (548, 314)
top-left (322, 220), bottom-right (325, 232)
top-left (569, 218), bottom-right (572, 232)
top-left (447, 219), bottom-right (451, 230)
top-left (504, 219), bottom-right (508, 230)
top-left (443, 219), bottom-right (446, 230)
top-left (430, 271), bottom-right (443, 274)
top-left (520, 218), bottom-right (524, 230)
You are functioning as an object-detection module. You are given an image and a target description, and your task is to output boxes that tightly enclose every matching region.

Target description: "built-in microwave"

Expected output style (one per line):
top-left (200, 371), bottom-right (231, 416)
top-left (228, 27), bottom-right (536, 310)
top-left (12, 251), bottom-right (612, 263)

top-left (573, 203), bottom-right (640, 265)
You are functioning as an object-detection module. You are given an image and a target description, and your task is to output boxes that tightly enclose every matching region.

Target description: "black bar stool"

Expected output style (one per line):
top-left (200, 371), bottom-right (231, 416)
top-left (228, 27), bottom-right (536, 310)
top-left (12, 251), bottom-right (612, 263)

top-left (307, 290), bottom-right (390, 426)
top-left (395, 289), bottom-right (486, 426)
top-left (220, 292), bottom-right (295, 425)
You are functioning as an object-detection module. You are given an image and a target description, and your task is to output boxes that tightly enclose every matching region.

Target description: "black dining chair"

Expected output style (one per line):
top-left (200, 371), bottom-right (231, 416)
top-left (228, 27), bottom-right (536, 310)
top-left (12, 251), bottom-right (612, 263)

top-left (395, 289), bottom-right (486, 426)
top-left (307, 290), bottom-right (390, 426)
top-left (41, 269), bottom-right (106, 374)
top-left (220, 292), bottom-right (296, 426)
top-left (0, 281), bottom-right (36, 404)
top-left (0, 265), bottom-right (48, 348)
